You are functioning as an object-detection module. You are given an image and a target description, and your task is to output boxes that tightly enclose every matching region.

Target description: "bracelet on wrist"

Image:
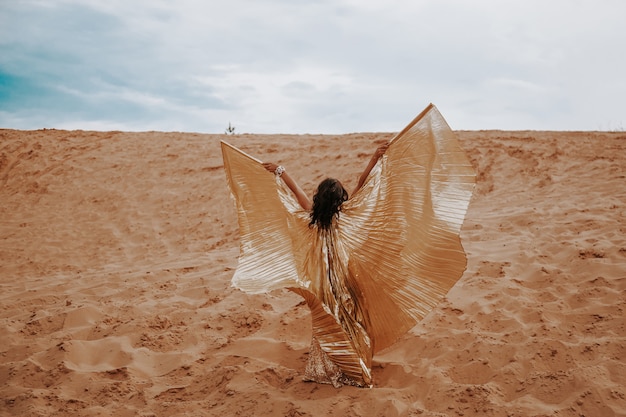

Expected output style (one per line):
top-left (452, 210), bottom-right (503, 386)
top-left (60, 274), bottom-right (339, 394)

top-left (275, 165), bottom-right (285, 177)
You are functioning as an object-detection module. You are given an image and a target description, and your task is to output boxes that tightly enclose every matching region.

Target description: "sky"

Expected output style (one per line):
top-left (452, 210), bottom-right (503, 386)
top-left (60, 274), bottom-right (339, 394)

top-left (1, 0), bottom-right (625, 134)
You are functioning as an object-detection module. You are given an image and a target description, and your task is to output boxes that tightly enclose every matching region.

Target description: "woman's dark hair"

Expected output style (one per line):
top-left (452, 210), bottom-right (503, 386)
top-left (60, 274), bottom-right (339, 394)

top-left (309, 178), bottom-right (348, 230)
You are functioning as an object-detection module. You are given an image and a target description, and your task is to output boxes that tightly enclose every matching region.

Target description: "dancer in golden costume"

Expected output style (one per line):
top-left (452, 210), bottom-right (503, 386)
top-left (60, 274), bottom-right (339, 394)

top-left (221, 104), bottom-right (475, 387)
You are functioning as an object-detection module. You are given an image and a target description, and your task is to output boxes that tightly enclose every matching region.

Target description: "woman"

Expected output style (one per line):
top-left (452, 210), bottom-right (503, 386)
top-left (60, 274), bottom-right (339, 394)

top-left (221, 104), bottom-right (475, 388)
top-left (261, 142), bottom-right (389, 387)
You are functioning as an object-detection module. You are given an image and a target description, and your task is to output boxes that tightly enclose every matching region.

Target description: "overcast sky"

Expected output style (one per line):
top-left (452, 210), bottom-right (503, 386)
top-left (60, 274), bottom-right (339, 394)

top-left (1, 0), bottom-right (625, 133)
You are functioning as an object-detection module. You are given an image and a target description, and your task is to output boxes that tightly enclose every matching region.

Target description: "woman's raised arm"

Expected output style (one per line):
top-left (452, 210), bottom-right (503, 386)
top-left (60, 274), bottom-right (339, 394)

top-left (352, 141), bottom-right (389, 196)
top-left (263, 163), bottom-right (312, 211)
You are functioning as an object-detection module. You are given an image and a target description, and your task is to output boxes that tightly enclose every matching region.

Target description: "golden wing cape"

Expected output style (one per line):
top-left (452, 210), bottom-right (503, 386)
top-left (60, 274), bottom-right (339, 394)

top-left (221, 104), bottom-right (475, 384)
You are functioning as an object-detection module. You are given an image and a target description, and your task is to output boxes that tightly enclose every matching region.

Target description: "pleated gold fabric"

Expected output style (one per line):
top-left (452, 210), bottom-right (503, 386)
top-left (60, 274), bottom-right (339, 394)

top-left (221, 104), bottom-right (476, 387)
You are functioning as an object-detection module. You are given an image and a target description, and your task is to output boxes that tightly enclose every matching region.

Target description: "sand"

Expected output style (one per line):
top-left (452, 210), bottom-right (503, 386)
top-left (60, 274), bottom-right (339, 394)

top-left (0, 128), bottom-right (625, 417)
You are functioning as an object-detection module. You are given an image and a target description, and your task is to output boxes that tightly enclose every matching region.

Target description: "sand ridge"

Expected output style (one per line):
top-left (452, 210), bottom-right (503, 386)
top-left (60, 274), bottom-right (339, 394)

top-left (0, 128), bottom-right (625, 416)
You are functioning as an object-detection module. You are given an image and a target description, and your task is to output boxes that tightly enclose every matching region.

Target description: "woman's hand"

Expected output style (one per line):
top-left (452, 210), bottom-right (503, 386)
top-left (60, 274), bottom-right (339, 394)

top-left (374, 141), bottom-right (390, 159)
top-left (263, 162), bottom-right (279, 174)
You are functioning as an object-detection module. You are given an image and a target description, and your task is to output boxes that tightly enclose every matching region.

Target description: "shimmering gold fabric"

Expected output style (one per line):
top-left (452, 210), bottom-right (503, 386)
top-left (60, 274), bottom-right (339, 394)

top-left (221, 104), bottom-right (476, 387)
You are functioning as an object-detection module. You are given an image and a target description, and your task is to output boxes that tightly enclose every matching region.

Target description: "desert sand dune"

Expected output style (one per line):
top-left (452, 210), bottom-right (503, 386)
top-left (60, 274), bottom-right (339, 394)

top-left (0, 128), bottom-right (624, 416)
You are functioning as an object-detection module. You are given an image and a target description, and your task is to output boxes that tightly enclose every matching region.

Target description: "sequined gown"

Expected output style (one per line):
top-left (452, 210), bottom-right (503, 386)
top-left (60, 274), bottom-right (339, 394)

top-left (221, 104), bottom-right (476, 387)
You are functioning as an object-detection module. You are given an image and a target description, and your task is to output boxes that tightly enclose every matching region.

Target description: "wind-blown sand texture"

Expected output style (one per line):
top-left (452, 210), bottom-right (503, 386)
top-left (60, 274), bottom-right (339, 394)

top-left (1, 128), bottom-right (625, 417)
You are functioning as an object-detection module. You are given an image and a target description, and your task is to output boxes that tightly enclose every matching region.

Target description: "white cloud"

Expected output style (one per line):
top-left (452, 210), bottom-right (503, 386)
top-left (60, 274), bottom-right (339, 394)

top-left (1, 0), bottom-right (625, 132)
